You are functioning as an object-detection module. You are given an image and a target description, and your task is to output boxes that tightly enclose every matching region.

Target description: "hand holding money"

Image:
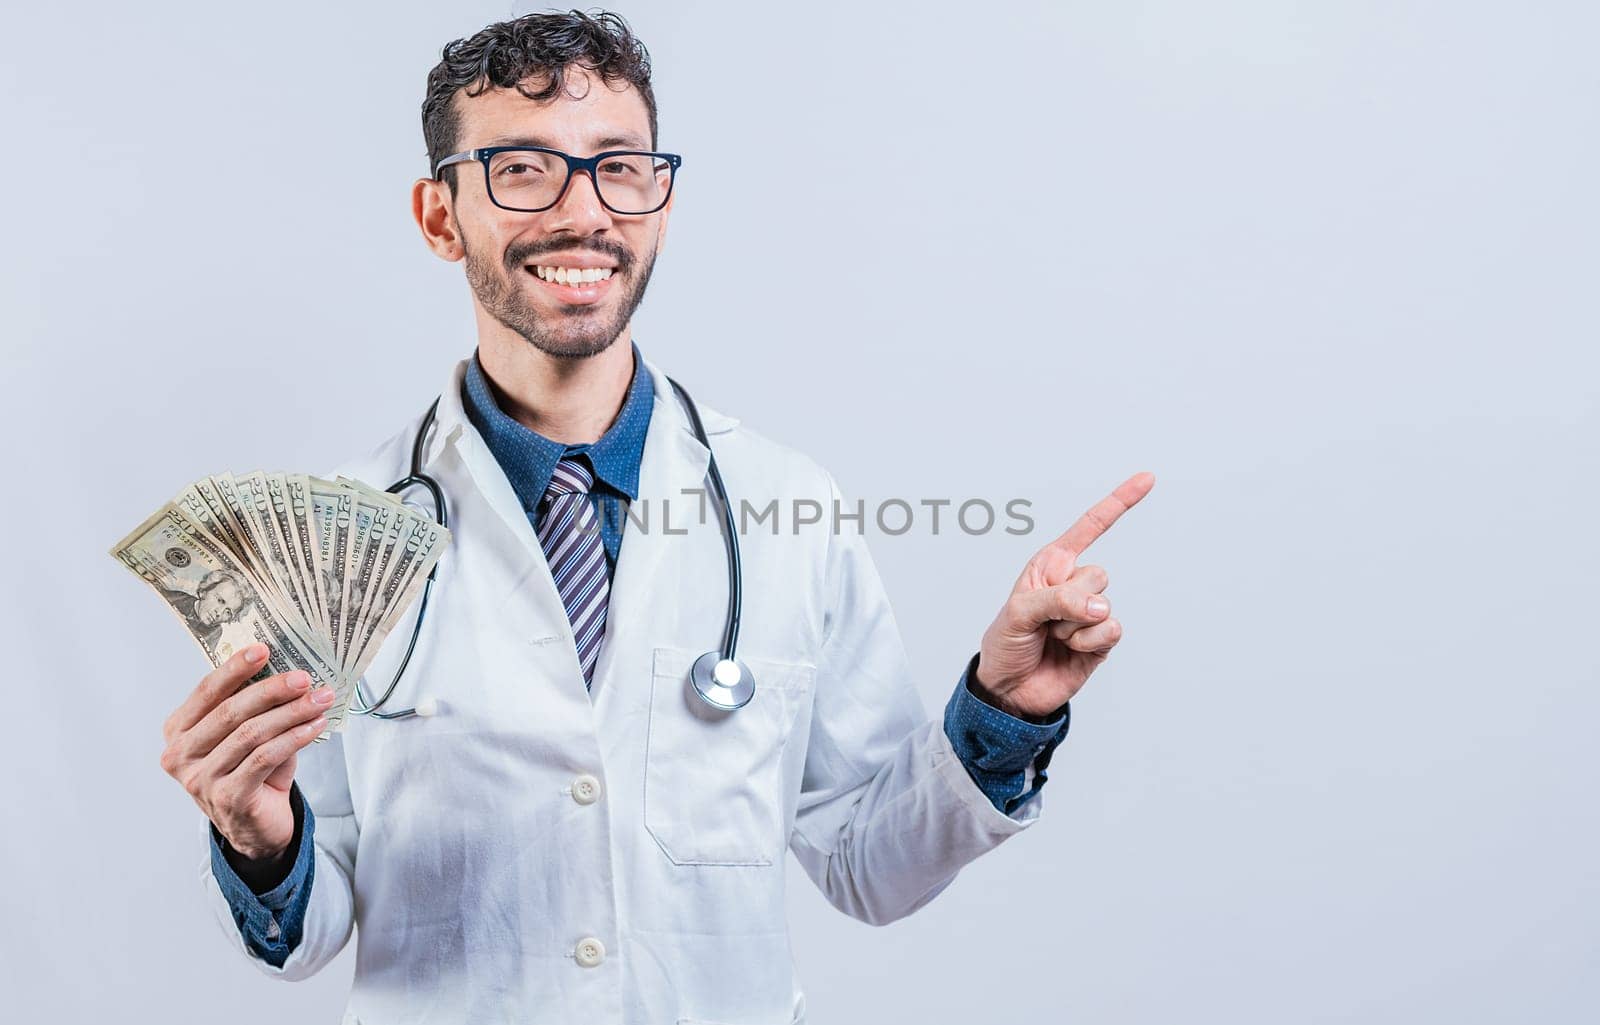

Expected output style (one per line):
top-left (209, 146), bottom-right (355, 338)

top-left (110, 472), bottom-right (451, 735)
top-left (158, 643), bottom-right (329, 865)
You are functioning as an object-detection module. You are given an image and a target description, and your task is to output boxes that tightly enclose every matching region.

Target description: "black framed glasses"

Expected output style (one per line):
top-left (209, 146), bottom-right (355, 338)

top-left (432, 146), bottom-right (683, 215)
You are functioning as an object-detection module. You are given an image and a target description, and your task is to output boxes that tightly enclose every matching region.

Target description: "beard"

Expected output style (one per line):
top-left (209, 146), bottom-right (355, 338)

top-left (461, 225), bottom-right (659, 361)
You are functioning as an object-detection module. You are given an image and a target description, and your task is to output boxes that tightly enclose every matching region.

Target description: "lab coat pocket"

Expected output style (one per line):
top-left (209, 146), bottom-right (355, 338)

top-left (646, 646), bottom-right (814, 866)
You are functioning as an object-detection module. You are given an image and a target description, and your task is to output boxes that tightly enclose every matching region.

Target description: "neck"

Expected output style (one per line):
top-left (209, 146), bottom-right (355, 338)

top-left (475, 329), bottom-right (636, 445)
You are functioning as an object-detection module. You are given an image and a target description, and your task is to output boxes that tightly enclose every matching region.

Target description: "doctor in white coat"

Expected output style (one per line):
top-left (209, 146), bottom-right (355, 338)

top-left (156, 11), bottom-right (1154, 1024)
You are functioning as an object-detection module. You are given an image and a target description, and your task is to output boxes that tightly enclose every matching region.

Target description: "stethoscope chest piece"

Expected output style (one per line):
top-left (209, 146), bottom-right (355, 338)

top-left (690, 651), bottom-right (756, 711)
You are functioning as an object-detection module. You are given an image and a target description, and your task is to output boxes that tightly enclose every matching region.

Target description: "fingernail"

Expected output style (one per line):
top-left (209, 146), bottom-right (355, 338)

top-left (311, 686), bottom-right (335, 705)
top-left (289, 672), bottom-right (310, 691)
top-left (300, 717), bottom-right (325, 737)
top-left (246, 644), bottom-right (268, 663)
top-left (1088, 597), bottom-right (1109, 616)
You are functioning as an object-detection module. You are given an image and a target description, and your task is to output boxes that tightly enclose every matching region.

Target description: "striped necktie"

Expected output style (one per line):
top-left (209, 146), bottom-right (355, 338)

top-left (535, 454), bottom-right (611, 690)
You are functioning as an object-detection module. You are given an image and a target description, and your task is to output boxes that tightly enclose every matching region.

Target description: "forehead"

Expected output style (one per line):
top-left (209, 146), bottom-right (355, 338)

top-left (451, 67), bottom-right (652, 152)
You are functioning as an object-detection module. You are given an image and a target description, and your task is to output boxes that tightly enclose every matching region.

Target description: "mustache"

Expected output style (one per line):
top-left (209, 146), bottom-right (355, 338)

top-left (505, 237), bottom-right (632, 273)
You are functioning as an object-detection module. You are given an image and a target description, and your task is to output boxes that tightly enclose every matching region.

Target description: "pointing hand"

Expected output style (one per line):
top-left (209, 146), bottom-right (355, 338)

top-left (971, 472), bottom-right (1155, 721)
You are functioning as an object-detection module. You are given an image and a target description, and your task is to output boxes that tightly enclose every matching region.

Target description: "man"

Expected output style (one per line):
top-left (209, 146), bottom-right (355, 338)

top-left (157, 11), bottom-right (1153, 1022)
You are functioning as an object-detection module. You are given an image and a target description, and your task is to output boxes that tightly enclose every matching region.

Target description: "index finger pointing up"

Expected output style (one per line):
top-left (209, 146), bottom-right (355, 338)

top-left (1046, 471), bottom-right (1156, 558)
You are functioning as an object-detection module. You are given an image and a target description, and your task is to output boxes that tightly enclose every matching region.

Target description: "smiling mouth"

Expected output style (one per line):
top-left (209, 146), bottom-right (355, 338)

top-left (529, 264), bottom-right (615, 285)
top-left (523, 263), bottom-right (618, 305)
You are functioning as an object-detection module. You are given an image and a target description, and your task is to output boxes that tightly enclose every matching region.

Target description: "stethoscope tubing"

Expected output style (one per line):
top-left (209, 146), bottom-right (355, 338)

top-left (352, 377), bottom-right (746, 718)
top-left (665, 376), bottom-right (742, 663)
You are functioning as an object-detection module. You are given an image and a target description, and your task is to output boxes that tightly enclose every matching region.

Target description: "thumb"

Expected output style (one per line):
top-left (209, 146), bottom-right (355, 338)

top-left (1009, 582), bottom-right (1103, 634)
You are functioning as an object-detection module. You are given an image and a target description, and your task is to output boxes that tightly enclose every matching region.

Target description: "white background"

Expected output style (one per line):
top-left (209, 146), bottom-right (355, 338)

top-left (2, 1), bottom-right (1596, 1021)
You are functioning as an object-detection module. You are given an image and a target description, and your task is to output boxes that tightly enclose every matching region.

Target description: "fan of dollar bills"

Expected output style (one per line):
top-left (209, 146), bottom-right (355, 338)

top-left (110, 473), bottom-right (450, 735)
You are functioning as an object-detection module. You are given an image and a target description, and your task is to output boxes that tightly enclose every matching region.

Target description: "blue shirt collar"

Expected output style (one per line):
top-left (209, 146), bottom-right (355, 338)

top-left (460, 341), bottom-right (655, 512)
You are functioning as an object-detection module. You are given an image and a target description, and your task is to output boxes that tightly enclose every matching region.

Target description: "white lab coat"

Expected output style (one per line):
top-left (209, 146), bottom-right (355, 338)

top-left (197, 352), bottom-right (1044, 1024)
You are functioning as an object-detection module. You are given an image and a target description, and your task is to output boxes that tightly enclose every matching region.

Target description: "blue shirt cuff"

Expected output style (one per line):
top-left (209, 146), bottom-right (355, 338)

top-left (943, 652), bottom-right (1071, 816)
top-left (208, 780), bottom-right (316, 967)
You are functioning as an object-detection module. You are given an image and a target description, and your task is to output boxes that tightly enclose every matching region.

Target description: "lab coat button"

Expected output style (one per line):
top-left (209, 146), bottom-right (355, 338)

top-left (574, 936), bottom-right (606, 967)
top-left (571, 774), bottom-right (602, 805)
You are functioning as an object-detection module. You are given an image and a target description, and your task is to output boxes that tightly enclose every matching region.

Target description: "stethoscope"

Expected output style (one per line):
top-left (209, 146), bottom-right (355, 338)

top-left (350, 375), bottom-right (756, 719)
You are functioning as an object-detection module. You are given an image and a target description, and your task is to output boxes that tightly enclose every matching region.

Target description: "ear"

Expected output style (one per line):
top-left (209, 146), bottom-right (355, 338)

top-left (413, 177), bottom-right (464, 262)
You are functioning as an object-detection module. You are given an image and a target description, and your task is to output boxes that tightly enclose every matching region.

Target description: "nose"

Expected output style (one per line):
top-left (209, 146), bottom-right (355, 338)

top-left (544, 167), bottom-right (614, 235)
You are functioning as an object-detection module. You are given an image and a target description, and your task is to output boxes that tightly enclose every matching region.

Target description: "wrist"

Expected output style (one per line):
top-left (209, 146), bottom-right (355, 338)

top-left (216, 784), bottom-right (304, 893)
top-left (219, 831), bottom-right (295, 893)
top-left (970, 656), bottom-right (1060, 726)
top-left (220, 825), bottom-right (291, 866)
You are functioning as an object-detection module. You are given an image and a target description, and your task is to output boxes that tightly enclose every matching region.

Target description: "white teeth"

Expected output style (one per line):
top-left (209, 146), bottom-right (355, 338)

top-left (535, 266), bottom-right (613, 284)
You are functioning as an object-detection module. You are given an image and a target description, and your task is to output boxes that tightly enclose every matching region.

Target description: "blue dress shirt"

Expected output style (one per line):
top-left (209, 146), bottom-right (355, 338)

top-left (461, 342), bottom-right (653, 565)
top-left (208, 343), bottom-right (1070, 965)
top-left (208, 781), bottom-right (316, 967)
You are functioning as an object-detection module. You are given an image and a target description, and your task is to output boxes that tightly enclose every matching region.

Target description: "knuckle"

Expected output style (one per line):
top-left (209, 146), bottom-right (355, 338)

top-left (219, 697), bottom-right (250, 732)
top-left (201, 668), bottom-right (229, 700)
top-left (214, 666), bottom-right (249, 699)
top-left (179, 770), bottom-right (204, 799)
top-left (245, 747), bottom-right (275, 776)
top-left (158, 745), bottom-right (180, 777)
top-left (233, 720), bottom-right (263, 751)
top-left (265, 672), bottom-right (300, 705)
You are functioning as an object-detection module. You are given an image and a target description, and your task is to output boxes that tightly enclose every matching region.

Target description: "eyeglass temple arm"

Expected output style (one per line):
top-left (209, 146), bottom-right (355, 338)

top-left (431, 150), bottom-right (479, 180)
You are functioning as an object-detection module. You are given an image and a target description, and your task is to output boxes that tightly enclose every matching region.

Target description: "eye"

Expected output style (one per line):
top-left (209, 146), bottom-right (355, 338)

top-left (491, 158), bottom-right (551, 180)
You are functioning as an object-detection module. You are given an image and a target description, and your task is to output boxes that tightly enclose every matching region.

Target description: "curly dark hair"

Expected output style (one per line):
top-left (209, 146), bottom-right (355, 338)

top-left (422, 8), bottom-right (658, 193)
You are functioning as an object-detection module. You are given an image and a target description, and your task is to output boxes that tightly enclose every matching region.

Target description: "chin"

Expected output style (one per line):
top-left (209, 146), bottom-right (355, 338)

top-left (524, 330), bottom-right (621, 361)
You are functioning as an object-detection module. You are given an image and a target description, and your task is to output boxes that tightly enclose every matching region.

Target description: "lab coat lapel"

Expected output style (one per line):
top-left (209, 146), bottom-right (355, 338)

top-left (586, 357), bottom-right (714, 711)
top-left (424, 354), bottom-right (734, 711)
top-left (427, 359), bottom-right (579, 685)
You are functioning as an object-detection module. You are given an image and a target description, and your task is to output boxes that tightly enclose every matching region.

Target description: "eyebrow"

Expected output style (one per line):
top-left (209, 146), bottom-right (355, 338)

top-left (484, 133), bottom-right (651, 151)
